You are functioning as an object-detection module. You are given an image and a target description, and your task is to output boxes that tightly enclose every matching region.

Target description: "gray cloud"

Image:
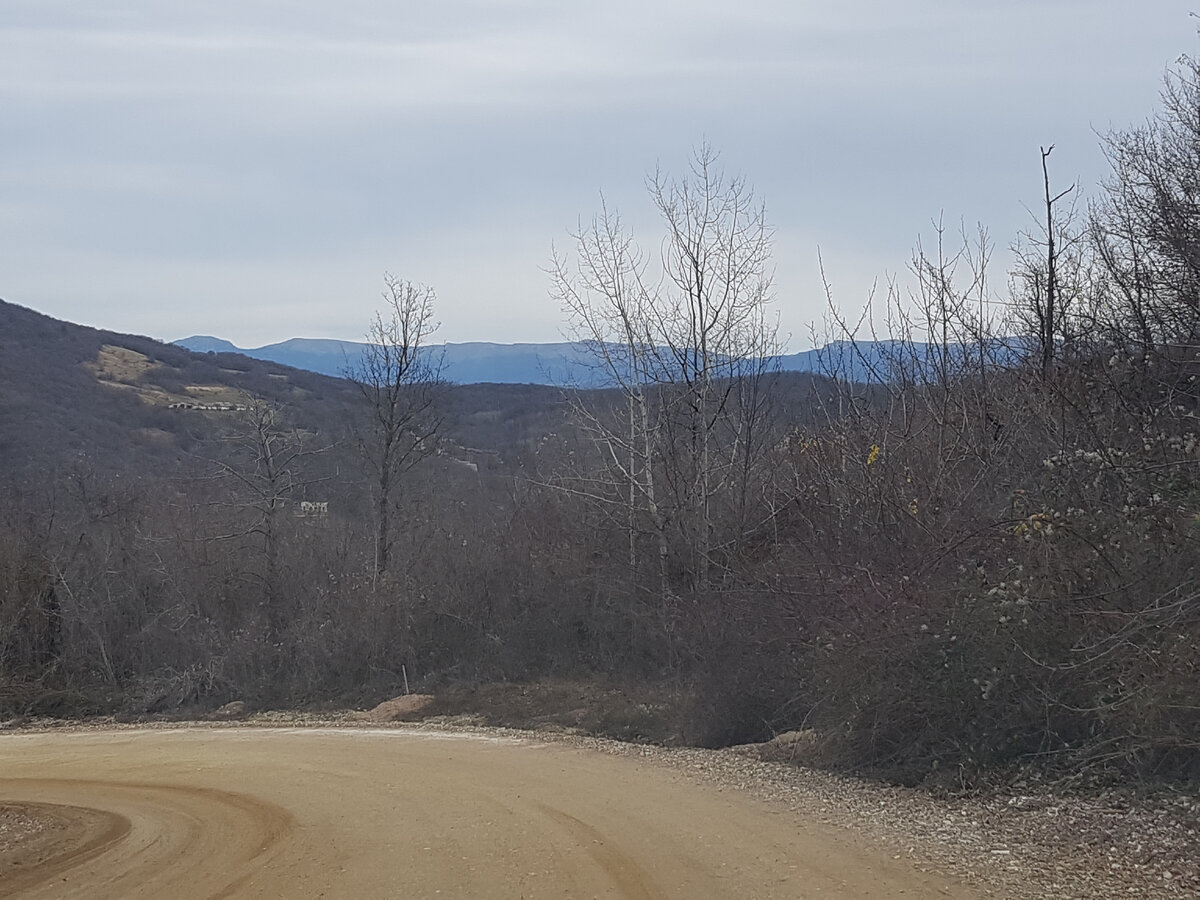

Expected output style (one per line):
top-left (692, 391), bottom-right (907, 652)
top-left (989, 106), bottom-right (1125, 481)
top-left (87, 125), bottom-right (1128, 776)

top-left (0, 1), bottom-right (1192, 346)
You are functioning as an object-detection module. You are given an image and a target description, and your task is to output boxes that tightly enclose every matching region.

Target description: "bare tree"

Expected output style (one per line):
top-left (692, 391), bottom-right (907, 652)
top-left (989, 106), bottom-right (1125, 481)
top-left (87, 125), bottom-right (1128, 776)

top-left (1091, 54), bottom-right (1200, 348)
top-left (348, 275), bottom-right (443, 579)
top-left (1011, 146), bottom-right (1084, 379)
top-left (205, 395), bottom-right (328, 626)
top-left (551, 145), bottom-right (781, 591)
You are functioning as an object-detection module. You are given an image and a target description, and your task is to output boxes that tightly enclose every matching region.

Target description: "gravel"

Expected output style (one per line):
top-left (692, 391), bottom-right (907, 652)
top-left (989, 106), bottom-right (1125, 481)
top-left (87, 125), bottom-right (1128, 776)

top-left (0, 805), bottom-right (48, 856)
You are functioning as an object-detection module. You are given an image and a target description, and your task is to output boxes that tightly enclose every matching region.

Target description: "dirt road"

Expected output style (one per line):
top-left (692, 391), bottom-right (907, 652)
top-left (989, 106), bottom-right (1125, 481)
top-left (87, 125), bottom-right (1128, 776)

top-left (0, 727), bottom-right (973, 898)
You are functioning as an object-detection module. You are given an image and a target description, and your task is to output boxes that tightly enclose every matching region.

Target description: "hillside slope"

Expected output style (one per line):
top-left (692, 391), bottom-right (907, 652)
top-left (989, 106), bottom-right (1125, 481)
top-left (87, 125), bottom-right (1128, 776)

top-left (0, 300), bottom-right (591, 478)
top-left (0, 299), bottom-right (362, 476)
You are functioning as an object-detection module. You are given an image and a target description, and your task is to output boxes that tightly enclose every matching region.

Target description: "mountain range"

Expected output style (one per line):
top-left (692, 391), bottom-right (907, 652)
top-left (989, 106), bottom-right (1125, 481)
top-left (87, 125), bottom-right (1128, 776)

top-left (173, 335), bottom-right (926, 386)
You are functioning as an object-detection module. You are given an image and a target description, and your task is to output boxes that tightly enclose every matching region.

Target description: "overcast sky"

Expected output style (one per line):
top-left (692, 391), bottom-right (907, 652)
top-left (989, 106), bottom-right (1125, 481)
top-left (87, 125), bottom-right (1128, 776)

top-left (1, 2), bottom-right (1194, 349)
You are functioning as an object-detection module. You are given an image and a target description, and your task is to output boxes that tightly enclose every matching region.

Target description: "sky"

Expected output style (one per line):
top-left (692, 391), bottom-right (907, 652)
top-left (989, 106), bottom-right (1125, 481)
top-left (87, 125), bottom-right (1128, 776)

top-left (0, 1), bottom-right (1195, 350)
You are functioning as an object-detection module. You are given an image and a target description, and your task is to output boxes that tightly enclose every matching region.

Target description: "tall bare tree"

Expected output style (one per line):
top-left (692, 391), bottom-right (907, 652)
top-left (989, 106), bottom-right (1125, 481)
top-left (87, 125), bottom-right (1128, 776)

top-left (551, 145), bottom-right (780, 591)
top-left (205, 395), bottom-right (327, 626)
top-left (1011, 146), bottom-right (1083, 379)
top-left (348, 275), bottom-right (443, 579)
top-left (1091, 53), bottom-right (1200, 348)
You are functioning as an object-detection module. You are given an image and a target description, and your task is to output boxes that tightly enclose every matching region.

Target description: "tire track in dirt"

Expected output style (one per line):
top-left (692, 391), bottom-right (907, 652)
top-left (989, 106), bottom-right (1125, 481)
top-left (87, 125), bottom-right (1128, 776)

top-left (0, 801), bottom-right (130, 895)
top-left (539, 804), bottom-right (666, 900)
top-left (0, 779), bottom-right (292, 898)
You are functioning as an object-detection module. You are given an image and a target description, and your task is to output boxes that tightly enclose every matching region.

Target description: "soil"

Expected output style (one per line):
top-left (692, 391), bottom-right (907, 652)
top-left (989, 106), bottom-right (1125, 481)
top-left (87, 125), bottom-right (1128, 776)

top-left (0, 717), bottom-right (1195, 897)
top-left (0, 724), bottom-right (973, 898)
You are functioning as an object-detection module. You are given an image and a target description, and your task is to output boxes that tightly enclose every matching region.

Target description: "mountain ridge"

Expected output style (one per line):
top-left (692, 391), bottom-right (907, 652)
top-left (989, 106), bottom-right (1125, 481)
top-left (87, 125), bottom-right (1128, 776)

top-left (173, 335), bottom-right (906, 385)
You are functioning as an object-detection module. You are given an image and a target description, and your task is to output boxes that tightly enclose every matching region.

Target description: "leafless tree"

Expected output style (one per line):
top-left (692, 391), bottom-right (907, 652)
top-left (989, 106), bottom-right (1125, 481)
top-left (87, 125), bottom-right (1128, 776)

top-left (551, 144), bottom-right (781, 591)
top-left (348, 275), bottom-right (443, 579)
top-left (1010, 146), bottom-right (1085, 379)
top-left (205, 395), bottom-right (328, 625)
top-left (1091, 53), bottom-right (1200, 349)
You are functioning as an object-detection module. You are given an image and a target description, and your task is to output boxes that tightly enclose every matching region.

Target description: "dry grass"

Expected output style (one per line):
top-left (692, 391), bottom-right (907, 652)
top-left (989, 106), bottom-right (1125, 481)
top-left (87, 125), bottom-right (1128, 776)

top-left (83, 344), bottom-right (255, 408)
top-left (84, 345), bottom-right (157, 383)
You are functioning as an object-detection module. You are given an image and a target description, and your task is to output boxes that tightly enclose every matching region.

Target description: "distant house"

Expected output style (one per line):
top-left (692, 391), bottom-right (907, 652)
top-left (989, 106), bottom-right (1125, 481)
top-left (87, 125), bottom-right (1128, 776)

top-left (167, 401), bottom-right (247, 411)
top-left (297, 501), bottom-right (329, 519)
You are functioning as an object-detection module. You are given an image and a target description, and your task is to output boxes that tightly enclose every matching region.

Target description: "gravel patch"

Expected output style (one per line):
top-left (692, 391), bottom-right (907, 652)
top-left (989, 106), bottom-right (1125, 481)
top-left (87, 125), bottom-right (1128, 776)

top-left (0, 804), bottom-right (48, 856)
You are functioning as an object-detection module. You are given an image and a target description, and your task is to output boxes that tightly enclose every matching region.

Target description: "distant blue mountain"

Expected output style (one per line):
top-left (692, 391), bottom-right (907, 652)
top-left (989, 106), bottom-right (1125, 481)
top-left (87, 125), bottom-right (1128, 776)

top-left (177, 335), bottom-right (240, 354)
top-left (174, 335), bottom-right (1022, 386)
top-left (173, 336), bottom-right (613, 386)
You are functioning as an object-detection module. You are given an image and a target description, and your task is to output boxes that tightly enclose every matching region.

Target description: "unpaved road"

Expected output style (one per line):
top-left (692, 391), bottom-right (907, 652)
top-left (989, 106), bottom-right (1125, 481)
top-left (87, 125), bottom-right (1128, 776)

top-left (0, 727), bottom-right (974, 898)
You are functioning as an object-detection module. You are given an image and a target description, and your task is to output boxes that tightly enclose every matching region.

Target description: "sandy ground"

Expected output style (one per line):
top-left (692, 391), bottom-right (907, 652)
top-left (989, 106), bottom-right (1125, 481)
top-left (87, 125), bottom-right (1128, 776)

top-left (0, 726), bottom-right (975, 898)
